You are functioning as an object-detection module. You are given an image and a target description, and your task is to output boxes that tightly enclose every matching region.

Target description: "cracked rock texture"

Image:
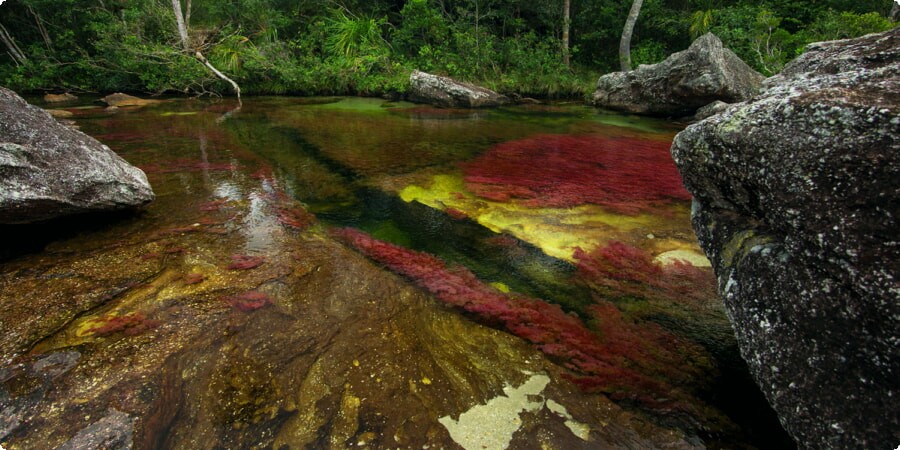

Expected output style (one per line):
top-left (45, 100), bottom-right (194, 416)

top-left (0, 87), bottom-right (154, 223)
top-left (671, 29), bottom-right (899, 449)
top-left (593, 33), bottom-right (764, 117)
top-left (407, 70), bottom-right (509, 108)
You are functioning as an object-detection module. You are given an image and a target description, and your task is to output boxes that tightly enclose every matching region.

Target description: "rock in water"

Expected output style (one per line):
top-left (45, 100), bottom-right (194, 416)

top-left (593, 33), bottom-right (764, 117)
top-left (100, 92), bottom-right (162, 107)
top-left (408, 70), bottom-right (509, 108)
top-left (0, 87), bottom-right (154, 223)
top-left (43, 93), bottom-right (77, 103)
top-left (671, 29), bottom-right (899, 448)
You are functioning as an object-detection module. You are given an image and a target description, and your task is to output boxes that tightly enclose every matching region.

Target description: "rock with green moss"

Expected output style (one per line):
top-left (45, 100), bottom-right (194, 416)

top-left (671, 28), bottom-right (899, 449)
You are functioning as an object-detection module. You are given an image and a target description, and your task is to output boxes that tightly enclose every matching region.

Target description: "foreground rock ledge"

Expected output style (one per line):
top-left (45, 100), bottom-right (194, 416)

top-left (671, 29), bottom-right (899, 448)
top-left (407, 70), bottom-right (510, 108)
top-left (0, 87), bottom-right (154, 223)
top-left (594, 33), bottom-right (764, 117)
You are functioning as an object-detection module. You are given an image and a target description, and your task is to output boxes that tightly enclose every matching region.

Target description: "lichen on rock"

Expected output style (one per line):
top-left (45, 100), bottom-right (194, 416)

top-left (671, 28), bottom-right (899, 449)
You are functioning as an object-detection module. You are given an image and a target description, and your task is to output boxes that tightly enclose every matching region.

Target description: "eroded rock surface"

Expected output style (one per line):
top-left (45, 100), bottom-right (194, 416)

top-left (0, 87), bottom-right (154, 223)
top-left (408, 70), bottom-right (509, 108)
top-left (593, 33), bottom-right (764, 117)
top-left (671, 28), bottom-right (899, 448)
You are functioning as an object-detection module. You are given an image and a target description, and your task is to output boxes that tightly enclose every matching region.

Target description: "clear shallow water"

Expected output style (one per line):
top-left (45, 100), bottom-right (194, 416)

top-left (0, 97), bottom-right (793, 449)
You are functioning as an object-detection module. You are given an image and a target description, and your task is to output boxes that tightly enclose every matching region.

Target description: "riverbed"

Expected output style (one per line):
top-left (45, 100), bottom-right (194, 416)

top-left (0, 97), bottom-right (791, 449)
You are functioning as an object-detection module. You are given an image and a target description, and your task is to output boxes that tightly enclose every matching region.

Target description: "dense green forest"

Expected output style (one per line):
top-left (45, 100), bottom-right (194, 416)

top-left (0, 0), bottom-right (895, 98)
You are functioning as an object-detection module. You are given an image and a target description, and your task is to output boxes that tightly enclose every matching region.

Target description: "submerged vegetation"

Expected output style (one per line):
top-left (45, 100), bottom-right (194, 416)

top-left (0, 0), bottom-right (894, 98)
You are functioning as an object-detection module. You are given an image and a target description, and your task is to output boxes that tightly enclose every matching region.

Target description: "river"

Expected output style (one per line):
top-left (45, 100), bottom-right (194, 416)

top-left (0, 97), bottom-right (792, 449)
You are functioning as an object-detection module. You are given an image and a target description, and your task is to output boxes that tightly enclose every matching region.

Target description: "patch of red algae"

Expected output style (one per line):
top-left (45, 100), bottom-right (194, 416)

top-left (199, 199), bottom-right (228, 212)
top-left (222, 291), bottom-right (271, 312)
top-left (227, 255), bottom-right (266, 270)
top-left (261, 188), bottom-right (316, 230)
top-left (573, 241), bottom-right (716, 305)
top-left (445, 208), bottom-right (468, 220)
top-left (183, 273), bottom-right (205, 285)
top-left (331, 228), bottom-right (706, 409)
top-left (88, 312), bottom-right (161, 337)
top-left (461, 134), bottom-right (691, 214)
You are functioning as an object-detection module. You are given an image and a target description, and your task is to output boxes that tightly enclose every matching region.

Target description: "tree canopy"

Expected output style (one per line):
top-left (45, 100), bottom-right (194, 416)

top-left (0, 0), bottom-right (894, 98)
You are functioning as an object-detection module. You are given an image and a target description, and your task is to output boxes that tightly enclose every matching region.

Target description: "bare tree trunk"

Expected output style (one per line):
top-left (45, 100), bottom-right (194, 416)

top-left (619, 0), bottom-right (643, 72)
top-left (562, 0), bottom-right (571, 67)
top-left (185, 0), bottom-right (192, 30)
top-left (27, 6), bottom-right (53, 51)
top-left (172, 0), bottom-right (190, 50)
top-left (0, 22), bottom-right (28, 66)
top-left (171, 0), bottom-right (241, 103)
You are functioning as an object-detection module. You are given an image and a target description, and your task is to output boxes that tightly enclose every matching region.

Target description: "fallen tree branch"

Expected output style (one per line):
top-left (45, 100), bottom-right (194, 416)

top-left (0, 22), bottom-right (28, 65)
top-left (195, 51), bottom-right (241, 104)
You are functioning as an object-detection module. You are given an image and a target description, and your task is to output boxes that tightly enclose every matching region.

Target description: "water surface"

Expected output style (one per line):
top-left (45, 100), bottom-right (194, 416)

top-left (0, 97), bottom-right (792, 449)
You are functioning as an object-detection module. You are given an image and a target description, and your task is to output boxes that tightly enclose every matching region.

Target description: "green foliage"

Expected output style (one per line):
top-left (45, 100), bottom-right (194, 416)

top-left (689, 10), bottom-right (715, 39)
top-left (0, 0), bottom-right (895, 97)
top-left (324, 9), bottom-right (390, 57)
top-left (803, 10), bottom-right (894, 41)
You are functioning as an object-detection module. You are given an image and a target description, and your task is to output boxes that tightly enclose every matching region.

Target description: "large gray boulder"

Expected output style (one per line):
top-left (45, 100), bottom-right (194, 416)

top-left (671, 29), bottom-right (899, 449)
top-left (407, 70), bottom-right (509, 108)
top-left (593, 33), bottom-right (764, 117)
top-left (0, 87), bottom-right (154, 223)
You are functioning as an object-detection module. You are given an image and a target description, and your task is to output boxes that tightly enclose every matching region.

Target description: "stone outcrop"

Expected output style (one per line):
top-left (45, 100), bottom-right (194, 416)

top-left (43, 93), bottom-right (77, 103)
top-left (407, 70), bottom-right (509, 108)
top-left (0, 87), bottom-right (154, 223)
top-left (693, 100), bottom-right (730, 121)
top-left (100, 92), bottom-right (162, 107)
top-left (593, 33), bottom-right (764, 117)
top-left (671, 29), bottom-right (899, 449)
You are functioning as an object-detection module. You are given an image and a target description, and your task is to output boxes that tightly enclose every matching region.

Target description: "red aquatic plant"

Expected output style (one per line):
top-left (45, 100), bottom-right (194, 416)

top-left (227, 255), bottom-right (266, 270)
top-left (88, 312), bottom-right (160, 337)
top-left (223, 291), bottom-right (271, 312)
top-left (332, 227), bottom-right (706, 406)
top-left (573, 241), bottom-right (716, 305)
top-left (461, 135), bottom-right (691, 214)
top-left (445, 208), bottom-right (468, 220)
top-left (183, 273), bottom-right (205, 285)
top-left (275, 206), bottom-right (315, 230)
top-left (140, 252), bottom-right (161, 261)
top-left (199, 199), bottom-right (228, 212)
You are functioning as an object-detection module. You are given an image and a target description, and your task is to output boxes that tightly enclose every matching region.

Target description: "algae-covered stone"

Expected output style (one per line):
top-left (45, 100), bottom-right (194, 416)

top-left (671, 28), bottom-right (899, 449)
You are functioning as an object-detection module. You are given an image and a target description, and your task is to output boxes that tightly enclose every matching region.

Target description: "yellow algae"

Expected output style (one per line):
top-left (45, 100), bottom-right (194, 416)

top-left (397, 173), bottom-right (683, 262)
top-left (653, 249), bottom-right (712, 267)
top-left (490, 282), bottom-right (511, 293)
